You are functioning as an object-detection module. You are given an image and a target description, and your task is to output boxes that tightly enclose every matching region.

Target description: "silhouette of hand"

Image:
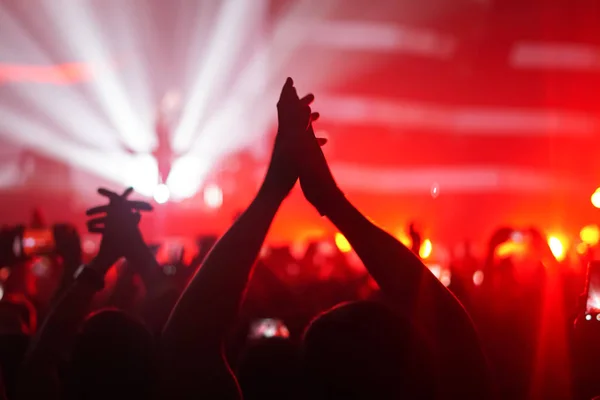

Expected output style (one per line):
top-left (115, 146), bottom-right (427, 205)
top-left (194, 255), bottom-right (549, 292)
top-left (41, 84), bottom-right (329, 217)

top-left (85, 188), bottom-right (152, 269)
top-left (298, 122), bottom-right (342, 216)
top-left (261, 78), bottom-right (317, 200)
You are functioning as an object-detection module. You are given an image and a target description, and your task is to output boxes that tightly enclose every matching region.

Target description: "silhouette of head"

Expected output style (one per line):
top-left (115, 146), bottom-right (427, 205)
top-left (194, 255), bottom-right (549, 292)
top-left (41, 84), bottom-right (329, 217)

top-left (237, 337), bottom-right (302, 400)
top-left (301, 301), bottom-right (436, 399)
top-left (65, 309), bottom-right (156, 400)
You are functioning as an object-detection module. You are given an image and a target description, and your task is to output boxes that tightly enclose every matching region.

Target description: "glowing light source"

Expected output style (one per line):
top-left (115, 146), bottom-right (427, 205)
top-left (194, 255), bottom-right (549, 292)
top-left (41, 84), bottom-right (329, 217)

top-left (548, 236), bottom-right (566, 261)
top-left (577, 242), bottom-right (589, 255)
top-left (0, 268), bottom-right (10, 281)
top-left (440, 270), bottom-right (452, 287)
top-left (419, 239), bottom-right (432, 259)
top-left (203, 184), bottom-right (223, 209)
top-left (166, 156), bottom-right (208, 200)
top-left (592, 189), bottom-right (600, 208)
top-left (153, 184), bottom-right (170, 204)
top-left (427, 264), bottom-right (441, 279)
top-left (586, 314), bottom-right (592, 321)
top-left (473, 270), bottom-right (484, 286)
top-left (496, 241), bottom-right (526, 258)
top-left (395, 231), bottom-right (412, 248)
top-left (430, 182), bottom-right (439, 198)
top-left (335, 233), bottom-right (352, 253)
top-left (580, 224), bottom-right (600, 246)
top-left (126, 154), bottom-right (159, 197)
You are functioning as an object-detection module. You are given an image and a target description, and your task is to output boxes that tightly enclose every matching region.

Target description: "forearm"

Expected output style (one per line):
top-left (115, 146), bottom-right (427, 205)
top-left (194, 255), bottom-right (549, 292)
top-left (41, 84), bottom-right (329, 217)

top-left (162, 188), bottom-right (283, 354)
top-left (18, 260), bottom-right (105, 399)
top-left (125, 239), bottom-right (165, 296)
top-left (325, 195), bottom-right (492, 394)
top-left (325, 195), bottom-right (440, 311)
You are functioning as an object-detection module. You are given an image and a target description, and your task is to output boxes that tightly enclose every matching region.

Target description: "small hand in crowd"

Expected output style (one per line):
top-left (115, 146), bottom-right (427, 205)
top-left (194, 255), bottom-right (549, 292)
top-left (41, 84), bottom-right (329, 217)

top-left (85, 187), bottom-right (152, 268)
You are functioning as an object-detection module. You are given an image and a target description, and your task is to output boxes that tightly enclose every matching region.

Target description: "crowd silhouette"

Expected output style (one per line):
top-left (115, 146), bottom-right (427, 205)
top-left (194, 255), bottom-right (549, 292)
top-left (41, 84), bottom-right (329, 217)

top-left (0, 78), bottom-right (598, 399)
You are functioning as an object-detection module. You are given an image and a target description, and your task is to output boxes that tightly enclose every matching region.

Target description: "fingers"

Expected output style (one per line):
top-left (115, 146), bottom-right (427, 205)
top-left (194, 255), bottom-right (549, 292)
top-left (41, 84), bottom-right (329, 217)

top-left (97, 188), bottom-right (120, 200)
top-left (311, 112), bottom-right (320, 123)
top-left (300, 94), bottom-right (315, 106)
top-left (121, 187), bottom-right (134, 198)
top-left (279, 77), bottom-right (298, 103)
top-left (86, 205), bottom-right (108, 216)
top-left (85, 200), bottom-right (152, 216)
top-left (127, 200), bottom-right (153, 212)
top-left (86, 217), bottom-right (105, 234)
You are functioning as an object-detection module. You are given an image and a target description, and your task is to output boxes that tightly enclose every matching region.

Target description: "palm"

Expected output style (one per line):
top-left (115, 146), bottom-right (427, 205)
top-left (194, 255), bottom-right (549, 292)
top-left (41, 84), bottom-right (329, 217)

top-left (86, 188), bottom-right (152, 266)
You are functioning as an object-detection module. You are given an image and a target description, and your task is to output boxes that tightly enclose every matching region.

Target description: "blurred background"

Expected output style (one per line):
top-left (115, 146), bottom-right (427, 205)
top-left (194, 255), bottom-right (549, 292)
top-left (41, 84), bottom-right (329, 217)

top-left (1, 0), bottom-right (600, 250)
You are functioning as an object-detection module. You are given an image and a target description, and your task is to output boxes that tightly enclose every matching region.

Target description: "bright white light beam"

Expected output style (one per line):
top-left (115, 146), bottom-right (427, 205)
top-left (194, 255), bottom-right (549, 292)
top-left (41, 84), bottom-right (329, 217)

top-left (41, 0), bottom-right (153, 153)
top-left (173, 0), bottom-right (258, 154)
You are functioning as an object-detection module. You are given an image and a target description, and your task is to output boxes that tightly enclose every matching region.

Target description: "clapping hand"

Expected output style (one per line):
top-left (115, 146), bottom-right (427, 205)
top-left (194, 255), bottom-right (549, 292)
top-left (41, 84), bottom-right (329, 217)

top-left (260, 77), bottom-right (320, 200)
top-left (85, 188), bottom-right (152, 270)
top-left (298, 117), bottom-right (342, 216)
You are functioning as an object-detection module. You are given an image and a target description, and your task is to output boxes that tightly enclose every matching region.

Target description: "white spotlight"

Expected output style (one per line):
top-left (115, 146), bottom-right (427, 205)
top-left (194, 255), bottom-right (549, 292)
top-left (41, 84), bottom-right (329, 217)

top-left (153, 184), bottom-right (170, 204)
top-left (203, 184), bottom-right (223, 209)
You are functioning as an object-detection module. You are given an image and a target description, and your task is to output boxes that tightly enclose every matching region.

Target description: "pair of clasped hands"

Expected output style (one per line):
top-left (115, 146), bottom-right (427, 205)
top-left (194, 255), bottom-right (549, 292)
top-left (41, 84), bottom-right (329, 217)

top-left (85, 78), bottom-right (343, 269)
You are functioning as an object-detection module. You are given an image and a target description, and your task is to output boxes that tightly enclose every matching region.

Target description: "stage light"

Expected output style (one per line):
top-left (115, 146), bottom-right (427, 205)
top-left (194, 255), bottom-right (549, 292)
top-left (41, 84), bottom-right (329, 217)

top-left (420, 239), bottom-right (432, 259)
top-left (395, 231), bottom-right (412, 248)
top-left (577, 242), bottom-right (589, 255)
top-left (427, 264), bottom-right (441, 279)
top-left (153, 184), bottom-right (170, 204)
top-left (334, 233), bottom-right (351, 253)
top-left (431, 183), bottom-right (439, 198)
top-left (166, 156), bottom-right (210, 200)
top-left (126, 154), bottom-right (159, 197)
top-left (440, 270), bottom-right (451, 287)
top-left (473, 270), bottom-right (484, 286)
top-left (548, 236), bottom-right (566, 261)
top-left (0, 268), bottom-right (10, 281)
top-left (203, 184), bottom-right (223, 209)
top-left (580, 224), bottom-right (600, 246)
top-left (586, 314), bottom-right (592, 321)
top-left (592, 189), bottom-right (600, 208)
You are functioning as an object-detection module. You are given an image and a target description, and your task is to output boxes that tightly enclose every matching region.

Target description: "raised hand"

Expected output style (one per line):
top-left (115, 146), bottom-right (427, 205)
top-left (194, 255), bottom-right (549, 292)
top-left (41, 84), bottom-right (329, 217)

top-left (85, 187), bottom-right (152, 269)
top-left (298, 120), bottom-right (343, 216)
top-left (260, 77), bottom-right (317, 200)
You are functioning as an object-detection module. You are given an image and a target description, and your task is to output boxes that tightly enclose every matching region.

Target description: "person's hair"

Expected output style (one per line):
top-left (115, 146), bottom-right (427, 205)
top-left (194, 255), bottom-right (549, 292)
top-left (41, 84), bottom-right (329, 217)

top-left (65, 308), bottom-right (156, 400)
top-left (301, 301), bottom-right (437, 399)
top-left (236, 337), bottom-right (303, 400)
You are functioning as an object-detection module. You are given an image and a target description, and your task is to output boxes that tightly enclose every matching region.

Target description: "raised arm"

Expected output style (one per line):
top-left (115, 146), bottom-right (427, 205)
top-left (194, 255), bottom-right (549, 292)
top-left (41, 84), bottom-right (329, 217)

top-left (298, 124), bottom-right (493, 398)
top-left (16, 188), bottom-right (151, 400)
top-left (160, 78), bottom-right (316, 399)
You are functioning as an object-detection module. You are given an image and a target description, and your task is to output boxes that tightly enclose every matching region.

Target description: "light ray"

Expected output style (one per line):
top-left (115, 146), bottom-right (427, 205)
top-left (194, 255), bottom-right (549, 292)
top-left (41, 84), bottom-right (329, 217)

top-left (40, 0), bottom-right (152, 152)
top-left (172, 0), bottom-right (259, 154)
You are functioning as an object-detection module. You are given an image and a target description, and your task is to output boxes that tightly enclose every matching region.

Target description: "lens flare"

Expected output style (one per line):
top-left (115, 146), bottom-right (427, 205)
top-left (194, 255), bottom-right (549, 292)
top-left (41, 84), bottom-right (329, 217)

top-left (335, 233), bottom-right (352, 253)
top-left (547, 236), bottom-right (566, 261)
top-left (153, 183), bottom-right (170, 204)
top-left (420, 239), bottom-right (432, 259)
